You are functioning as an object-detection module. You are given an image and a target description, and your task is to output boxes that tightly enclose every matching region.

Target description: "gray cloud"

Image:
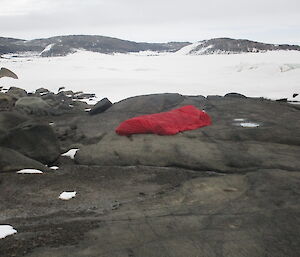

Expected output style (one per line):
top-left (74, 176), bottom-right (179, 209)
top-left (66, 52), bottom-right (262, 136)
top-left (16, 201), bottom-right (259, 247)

top-left (0, 0), bottom-right (299, 44)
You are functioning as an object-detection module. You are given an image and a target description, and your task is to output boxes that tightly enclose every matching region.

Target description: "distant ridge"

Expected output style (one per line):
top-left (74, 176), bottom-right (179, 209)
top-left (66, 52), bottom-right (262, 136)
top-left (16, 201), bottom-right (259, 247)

top-left (179, 38), bottom-right (300, 55)
top-left (0, 35), bottom-right (299, 57)
top-left (0, 35), bottom-right (190, 57)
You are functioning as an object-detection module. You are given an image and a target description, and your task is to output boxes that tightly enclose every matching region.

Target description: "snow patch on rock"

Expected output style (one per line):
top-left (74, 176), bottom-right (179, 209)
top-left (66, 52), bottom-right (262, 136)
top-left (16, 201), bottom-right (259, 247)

top-left (0, 225), bottom-right (17, 239)
top-left (59, 191), bottom-right (76, 200)
top-left (61, 149), bottom-right (79, 159)
top-left (17, 169), bottom-right (43, 174)
top-left (239, 122), bottom-right (260, 128)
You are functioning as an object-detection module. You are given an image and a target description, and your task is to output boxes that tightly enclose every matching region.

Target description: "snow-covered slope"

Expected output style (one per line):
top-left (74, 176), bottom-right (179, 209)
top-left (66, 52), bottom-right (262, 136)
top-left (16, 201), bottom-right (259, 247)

top-left (177, 38), bottom-right (300, 55)
top-left (39, 44), bottom-right (55, 56)
top-left (174, 42), bottom-right (203, 55)
top-left (0, 50), bottom-right (299, 102)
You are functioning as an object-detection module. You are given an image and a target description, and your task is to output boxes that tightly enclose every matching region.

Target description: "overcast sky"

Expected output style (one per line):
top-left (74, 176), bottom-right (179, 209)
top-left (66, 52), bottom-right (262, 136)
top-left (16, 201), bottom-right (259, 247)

top-left (1, 0), bottom-right (299, 44)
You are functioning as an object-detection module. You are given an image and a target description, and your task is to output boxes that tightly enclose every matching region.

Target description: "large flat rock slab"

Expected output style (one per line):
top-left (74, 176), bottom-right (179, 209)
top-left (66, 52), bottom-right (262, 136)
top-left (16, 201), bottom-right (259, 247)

top-left (75, 132), bottom-right (300, 172)
top-left (72, 94), bottom-right (300, 172)
top-left (0, 166), bottom-right (299, 257)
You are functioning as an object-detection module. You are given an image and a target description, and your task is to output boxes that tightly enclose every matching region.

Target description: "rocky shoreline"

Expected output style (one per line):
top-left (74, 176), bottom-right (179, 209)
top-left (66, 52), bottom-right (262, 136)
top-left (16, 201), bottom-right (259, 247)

top-left (0, 87), bottom-right (299, 257)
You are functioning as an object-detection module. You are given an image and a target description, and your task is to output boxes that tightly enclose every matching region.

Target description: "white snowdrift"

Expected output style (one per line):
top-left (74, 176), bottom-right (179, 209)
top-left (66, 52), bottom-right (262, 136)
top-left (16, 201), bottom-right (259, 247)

top-left (59, 191), bottom-right (76, 200)
top-left (61, 148), bottom-right (79, 159)
top-left (239, 122), bottom-right (260, 127)
top-left (0, 225), bottom-right (17, 239)
top-left (16, 169), bottom-right (43, 174)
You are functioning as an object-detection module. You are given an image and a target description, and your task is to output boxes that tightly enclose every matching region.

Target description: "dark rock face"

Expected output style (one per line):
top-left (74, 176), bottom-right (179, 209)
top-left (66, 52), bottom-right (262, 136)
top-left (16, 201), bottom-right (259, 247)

top-left (89, 98), bottom-right (112, 115)
top-left (0, 146), bottom-right (46, 172)
top-left (0, 122), bottom-right (61, 164)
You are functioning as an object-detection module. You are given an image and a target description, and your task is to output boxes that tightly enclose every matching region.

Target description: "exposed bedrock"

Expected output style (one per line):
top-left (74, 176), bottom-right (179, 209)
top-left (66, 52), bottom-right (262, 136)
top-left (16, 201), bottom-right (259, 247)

top-left (75, 93), bottom-right (300, 172)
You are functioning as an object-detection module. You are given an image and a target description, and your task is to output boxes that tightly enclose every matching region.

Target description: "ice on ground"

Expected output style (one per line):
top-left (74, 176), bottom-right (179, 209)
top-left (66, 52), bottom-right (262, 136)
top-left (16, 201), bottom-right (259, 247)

top-left (0, 225), bottom-right (17, 239)
top-left (17, 169), bottom-right (43, 174)
top-left (50, 166), bottom-right (59, 170)
top-left (59, 191), bottom-right (76, 200)
top-left (234, 118), bottom-right (246, 121)
top-left (1, 50), bottom-right (300, 102)
top-left (239, 122), bottom-right (260, 127)
top-left (280, 63), bottom-right (300, 72)
top-left (85, 108), bottom-right (91, 112)
top-left (61, 149), bottom-right (79, 159)
top-left (49, 122), bottom-right (54, 126)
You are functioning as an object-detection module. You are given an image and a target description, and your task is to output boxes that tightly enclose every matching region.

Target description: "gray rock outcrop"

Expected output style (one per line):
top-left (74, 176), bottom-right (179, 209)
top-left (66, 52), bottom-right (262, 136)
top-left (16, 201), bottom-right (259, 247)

top-left (7, 87), bottom-right (27, 98)
top-left (15, 97), bottom-right (51, 115)
top-left (89, 98), bottom-right (112, 115)
top-left (0, 146), bottom-right (47, 172)
top-left (75, 93), bottom-right (300, 172)
top-left (0, 122), bottom-right (61, 164)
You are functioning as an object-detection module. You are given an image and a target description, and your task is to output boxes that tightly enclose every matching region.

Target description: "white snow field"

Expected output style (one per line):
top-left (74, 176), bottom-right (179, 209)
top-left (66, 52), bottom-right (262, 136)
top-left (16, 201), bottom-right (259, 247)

top-left (1, 50), bottom-right (300, 102)
top-left (0, 225), bottom-right (17, 239)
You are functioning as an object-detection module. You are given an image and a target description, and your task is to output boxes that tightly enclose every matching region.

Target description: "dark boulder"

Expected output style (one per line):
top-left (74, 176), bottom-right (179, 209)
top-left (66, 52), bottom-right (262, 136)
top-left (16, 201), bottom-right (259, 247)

top-left (0, 93), bottom-right (16, 111)
top-left (73, 93), bottom-right (96, 100)
top-left (0, 147), bottom-right (47, 172)
top-left (276, 98), bottom-right (288, 102)
top-left (224, 92), bottom-right (247, 98)
top-left (107, 93), bottom-right (186, 114)
top-left (15, 96), bottom-right (51, 115)
top-left (60, 90), bottom-right (74, 97)
top-left (0, 122), bottom-right (61, 164)
top-left (72, 100), bottom-right (90, 112)
top-left (89, 98), bottom-right (112, 115)
top-left (7, 86), bottom-right (27, 98)
top-left (0, 111), bottom-right (28, 135)
top-left (35, 87), bottom-right (50, 95)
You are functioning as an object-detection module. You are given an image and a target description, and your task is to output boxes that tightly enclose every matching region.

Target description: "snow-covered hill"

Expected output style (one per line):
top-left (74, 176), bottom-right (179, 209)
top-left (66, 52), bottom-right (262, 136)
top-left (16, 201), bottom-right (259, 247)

top-left (0, 35), bottom-right (190, 57)
top-left (1, 36), bottom-right (300, 57)
top-left (177, 38), bottom-right (300, 55)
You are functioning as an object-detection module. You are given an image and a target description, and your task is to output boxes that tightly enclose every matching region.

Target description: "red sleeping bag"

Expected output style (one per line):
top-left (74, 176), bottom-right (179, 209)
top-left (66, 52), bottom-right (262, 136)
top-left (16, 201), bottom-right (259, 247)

top-left (116, 105), bottom-right (212, 136)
